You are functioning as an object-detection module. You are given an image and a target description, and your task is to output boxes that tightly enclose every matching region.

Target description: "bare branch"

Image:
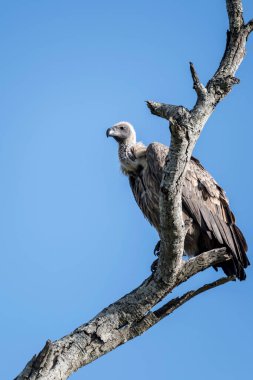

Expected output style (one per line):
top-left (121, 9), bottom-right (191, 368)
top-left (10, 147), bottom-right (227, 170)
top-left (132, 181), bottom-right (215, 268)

top-left (146, 101), bottom-right (190, 123)
top-left (177, 248), bottom-right (231, 284)
top-left (14, 248), bottom-right (230, 380)
top-left (189, 62), bottom-right (207, 99)
top-left (226, 0), bottom-right (244, 33)
top-left (245, 19), bottom-right (253, 35)
top-left (125, 276), bottom-right (235, 340)
top-left (153, 276), bottom-right (235, 321)
top-left (207, 2), bottom-right (251, 99)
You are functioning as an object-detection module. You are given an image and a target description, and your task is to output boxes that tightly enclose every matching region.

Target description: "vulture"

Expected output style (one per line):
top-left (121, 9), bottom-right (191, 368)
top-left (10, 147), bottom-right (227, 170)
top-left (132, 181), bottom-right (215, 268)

top-left (106, 121), bottom-right (249, 280)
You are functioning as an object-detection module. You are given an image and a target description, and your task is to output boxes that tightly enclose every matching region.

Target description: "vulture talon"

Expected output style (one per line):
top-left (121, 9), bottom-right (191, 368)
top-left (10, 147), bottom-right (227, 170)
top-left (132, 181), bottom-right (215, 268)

top-left (154, 240), bottom-right (161, 256)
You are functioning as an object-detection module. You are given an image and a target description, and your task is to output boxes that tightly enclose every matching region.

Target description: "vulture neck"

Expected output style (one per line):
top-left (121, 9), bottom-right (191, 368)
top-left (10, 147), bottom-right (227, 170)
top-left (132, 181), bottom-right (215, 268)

top-left (118, 137), bottom-right (146, 176)
top-left (118, 138), bottom-right (136, 163)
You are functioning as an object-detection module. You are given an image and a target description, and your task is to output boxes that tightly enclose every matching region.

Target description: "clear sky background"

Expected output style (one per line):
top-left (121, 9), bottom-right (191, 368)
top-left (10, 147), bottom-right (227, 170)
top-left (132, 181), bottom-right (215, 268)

top-left (1, 1), bottom-right (253, 379)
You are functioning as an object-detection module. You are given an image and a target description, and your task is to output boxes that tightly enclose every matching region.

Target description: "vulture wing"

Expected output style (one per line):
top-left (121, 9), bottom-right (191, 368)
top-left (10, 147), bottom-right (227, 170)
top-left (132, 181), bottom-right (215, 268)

top-left (140, 142), bottom-right (249, 280)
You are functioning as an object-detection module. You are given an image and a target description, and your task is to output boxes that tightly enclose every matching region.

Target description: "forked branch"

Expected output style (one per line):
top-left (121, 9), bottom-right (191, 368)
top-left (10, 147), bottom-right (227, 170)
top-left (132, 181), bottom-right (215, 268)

top-left (15, 1), bottom-right (252, 379)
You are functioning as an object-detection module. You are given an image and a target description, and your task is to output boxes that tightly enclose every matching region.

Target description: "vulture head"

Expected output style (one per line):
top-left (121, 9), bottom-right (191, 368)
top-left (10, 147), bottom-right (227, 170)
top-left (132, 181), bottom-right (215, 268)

top-left (106, 122), bottom-right (136, 145)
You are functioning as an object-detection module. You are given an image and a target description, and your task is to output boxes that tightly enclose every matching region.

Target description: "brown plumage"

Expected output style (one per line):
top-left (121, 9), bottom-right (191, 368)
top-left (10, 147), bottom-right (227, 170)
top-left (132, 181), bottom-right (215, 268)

top-left (107, 122), bottom-right (249, 280)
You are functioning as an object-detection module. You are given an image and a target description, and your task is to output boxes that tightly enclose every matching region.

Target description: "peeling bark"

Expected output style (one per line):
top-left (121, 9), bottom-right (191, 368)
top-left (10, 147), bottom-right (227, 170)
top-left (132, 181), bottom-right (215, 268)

top-left (15, 1), bottom-right (252, 379)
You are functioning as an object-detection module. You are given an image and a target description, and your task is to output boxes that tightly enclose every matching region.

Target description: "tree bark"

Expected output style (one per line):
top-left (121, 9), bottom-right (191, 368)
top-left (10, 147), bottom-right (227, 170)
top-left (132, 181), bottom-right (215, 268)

top-left (15, 1), bottom-right (253, 379)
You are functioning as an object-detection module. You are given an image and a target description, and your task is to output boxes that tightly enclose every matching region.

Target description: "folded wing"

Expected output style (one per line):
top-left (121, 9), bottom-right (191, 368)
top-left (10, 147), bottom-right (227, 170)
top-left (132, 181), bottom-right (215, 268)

top-left (136, 142), bottom-right (250, 280)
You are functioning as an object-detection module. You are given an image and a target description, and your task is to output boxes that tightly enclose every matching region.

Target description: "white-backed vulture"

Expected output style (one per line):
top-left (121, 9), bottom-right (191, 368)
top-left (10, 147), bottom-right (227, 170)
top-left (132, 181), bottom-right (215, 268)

top-left (106, 121), bottom-right (249, 280)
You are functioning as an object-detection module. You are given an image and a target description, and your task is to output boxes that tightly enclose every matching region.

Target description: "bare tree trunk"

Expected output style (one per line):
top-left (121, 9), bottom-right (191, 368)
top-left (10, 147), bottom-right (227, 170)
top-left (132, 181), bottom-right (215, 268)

top-left (15, 1), bottom-right (253, 379)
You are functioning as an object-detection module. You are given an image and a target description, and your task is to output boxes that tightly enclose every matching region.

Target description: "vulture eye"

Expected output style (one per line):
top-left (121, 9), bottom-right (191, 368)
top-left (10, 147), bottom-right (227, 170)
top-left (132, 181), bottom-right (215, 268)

top-left (120, 126), bottom-right (125, 130)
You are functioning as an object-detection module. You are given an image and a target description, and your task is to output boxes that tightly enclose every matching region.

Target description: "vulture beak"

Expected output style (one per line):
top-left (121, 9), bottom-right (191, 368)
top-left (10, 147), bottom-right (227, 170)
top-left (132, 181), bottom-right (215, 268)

top-left (106, 128), bottom-right (113, 137)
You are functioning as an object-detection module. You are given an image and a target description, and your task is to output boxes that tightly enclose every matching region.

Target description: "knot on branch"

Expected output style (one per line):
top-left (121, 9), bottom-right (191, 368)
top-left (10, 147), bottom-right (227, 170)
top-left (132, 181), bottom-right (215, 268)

top-left (33, 340), bottom-right (53, 370)
top-left (208, 75), bottom-right (240, 100)
top-left (14, 340), bottom-right (54, 380)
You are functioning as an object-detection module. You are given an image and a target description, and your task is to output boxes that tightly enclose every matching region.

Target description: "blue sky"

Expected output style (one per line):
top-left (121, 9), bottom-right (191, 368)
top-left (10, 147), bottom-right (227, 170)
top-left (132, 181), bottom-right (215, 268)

top-left (1, 1), bottom-right (253, 379)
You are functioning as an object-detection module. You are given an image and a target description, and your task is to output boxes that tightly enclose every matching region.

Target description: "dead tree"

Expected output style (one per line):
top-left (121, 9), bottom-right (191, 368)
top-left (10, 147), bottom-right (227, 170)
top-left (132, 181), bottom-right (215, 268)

top-left (15, 1), bottom-right (253, 379)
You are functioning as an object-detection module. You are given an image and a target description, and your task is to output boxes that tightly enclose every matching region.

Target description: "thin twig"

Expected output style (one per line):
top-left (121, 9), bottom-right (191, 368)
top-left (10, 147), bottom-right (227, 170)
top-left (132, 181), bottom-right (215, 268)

top-left (189, 62), bottom-right (207, 99)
